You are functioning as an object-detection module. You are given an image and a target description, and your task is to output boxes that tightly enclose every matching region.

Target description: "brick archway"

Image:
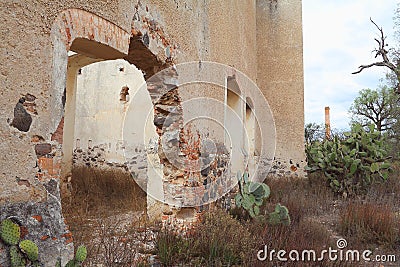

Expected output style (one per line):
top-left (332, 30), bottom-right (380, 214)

top-left (48, 8), bottom-right (184, 220)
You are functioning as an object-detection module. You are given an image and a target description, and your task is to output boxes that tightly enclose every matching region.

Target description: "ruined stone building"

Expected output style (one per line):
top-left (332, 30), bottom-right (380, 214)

top-left (1, 0), bottom-right (304, 264)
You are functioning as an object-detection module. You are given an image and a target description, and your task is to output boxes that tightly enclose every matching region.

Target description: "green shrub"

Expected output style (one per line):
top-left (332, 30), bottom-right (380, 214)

top-left (306, 124), bottom-right (392, 195)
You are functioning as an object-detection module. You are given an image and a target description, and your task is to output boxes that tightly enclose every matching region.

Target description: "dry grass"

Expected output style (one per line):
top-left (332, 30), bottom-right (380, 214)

top-left (61, 166), bottom-right (148, 266)
top-left (339, 202), bottom-right (399, 248)
top-left (63, 166), bottom-right (146, 215)
top-left (60, 164), bottom-right (400, 266)
top-left (250, 220), bottom-right (333, 267)
top-left (264, 174), bottom-right (336, 223)
top-left (246, 175), bottom-right (336, 267)
top-left (155, 209), bottom-right (258, 266)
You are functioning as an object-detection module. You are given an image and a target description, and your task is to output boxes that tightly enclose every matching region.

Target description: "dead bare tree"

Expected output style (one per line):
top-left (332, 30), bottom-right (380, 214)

top-left (352, 18), bottom-right (400, 93)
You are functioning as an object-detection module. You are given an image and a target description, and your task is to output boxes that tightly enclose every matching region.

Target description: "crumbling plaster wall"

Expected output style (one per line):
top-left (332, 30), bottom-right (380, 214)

top-left (1, 0), bottom-right (140, 202)
top-left (73, 59), bottom-right (148, 164)
top-left (0, 0), bottom-right (270, 202)
top-left (0, 0), bottom-right (278, 206)
top-left (0, 3), bottom-right (138, 265)
top-left (141, 0), bottom-right (258, 145)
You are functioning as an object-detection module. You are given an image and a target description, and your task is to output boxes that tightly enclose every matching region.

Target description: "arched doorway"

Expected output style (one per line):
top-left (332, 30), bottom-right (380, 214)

top-left (224, 76), bottom-right (245, 174)
top-left (49, 9), bottom-right (182, 263)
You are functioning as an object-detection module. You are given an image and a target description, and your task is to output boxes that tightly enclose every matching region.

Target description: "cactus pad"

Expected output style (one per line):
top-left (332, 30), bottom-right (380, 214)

top-left (75, 245), bottom-right (87, 262)
top-left (268, 204), bottom-right (291, 226)
top-left (1, 219), bottom-right (20, 245)
top-left (65, 259), bottom-right (79, 267)
top-left (10, 245), bottom-right (25, 267)
top-left (55, 257), bottom-right (61, 267)
top-left (19, 239), bottom-right (39, 261)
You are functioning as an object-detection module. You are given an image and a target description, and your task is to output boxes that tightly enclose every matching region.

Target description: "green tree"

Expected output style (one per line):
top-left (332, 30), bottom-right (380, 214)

top-left (349, 86), bottom-right (399, 134)
top-left (305, 123), bottom-right (347, 144)
top-left (305, 123), bottom-right (325, 144)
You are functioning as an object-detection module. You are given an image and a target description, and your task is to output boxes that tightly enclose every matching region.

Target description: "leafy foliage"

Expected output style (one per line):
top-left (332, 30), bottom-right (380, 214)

top-left (349, 86), bottom-right (399, 133)
top-left (306, 124), bottom-right (392, 195)
top-left (268, 203), bottom-right (291, 226)
top-left (305, 123), bottom-right (325, 144)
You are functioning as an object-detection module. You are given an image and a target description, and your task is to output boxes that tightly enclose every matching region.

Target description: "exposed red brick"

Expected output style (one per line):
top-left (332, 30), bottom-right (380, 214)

top-left (38, 157), bottom-right (53, 173)
top-left (61, 232), bottom-right (72, 239)
top-left (32, 215), bottom-right (43, 222)
top-left (20, 226), bottom-right (29, 239)
top-left (51, 117), bottom-right (64, 144)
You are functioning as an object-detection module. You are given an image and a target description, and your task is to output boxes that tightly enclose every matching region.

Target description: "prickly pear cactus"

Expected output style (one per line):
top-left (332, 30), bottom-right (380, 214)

top-left (19, 239), bottom-right (39, 261)
top-left (235, 172), bottom-right (271, 218)
top-left (1, 219), bottom-right (20, 245)
top-left (75, 245), bottom-right (87, 262)
top-left (65, 259), bottom-right (79, 267)
top-left (268, 203), bottom-right (291, 226)
top-left (55, 257), bottom-right (62, 267)
top-left (1, 219), bottom-right (86, 267)
top-left (10, 245), bottom-right (25, 267)
top-left (305, 123), bottom-right (392, 195)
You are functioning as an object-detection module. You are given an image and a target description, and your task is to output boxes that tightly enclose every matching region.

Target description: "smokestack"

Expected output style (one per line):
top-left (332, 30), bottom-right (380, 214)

top-left (325, 107), bottom-right (331, 139)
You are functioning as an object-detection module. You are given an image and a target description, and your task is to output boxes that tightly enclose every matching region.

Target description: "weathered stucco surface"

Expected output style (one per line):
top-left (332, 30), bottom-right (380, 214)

top-left (1, 0), bottom-right (305, 265)
top-left (257, 0), bottom-right (306, 176)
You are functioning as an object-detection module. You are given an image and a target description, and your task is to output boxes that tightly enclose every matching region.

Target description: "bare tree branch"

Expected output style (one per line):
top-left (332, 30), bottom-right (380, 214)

top-left (352, 62), bottom-right (395, 74)
top-left (352, 18), bottom-right (400, 93)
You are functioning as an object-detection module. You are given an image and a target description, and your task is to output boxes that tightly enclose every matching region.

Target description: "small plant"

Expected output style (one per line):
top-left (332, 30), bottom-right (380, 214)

top-left (306, 123), bottom-right (392, 195)
top-left (268, 203), bottom-right (291, 226)
top-left (235, 172), bottom-right (271, 218)
top-left (56, 245), bottom-right (87, 267)
top-left (234, 172), bottom-right (291, 225)
top-left (155, 228), bottom-right (190, 266)
top-left (0, 218), bottom-right (86, 267)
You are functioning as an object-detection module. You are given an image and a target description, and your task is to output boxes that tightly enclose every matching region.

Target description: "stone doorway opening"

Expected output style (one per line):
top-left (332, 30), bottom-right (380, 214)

top-left (48, 8), bottom-right (177, 238)
top-left (61, 56), bottom-right (150, 218)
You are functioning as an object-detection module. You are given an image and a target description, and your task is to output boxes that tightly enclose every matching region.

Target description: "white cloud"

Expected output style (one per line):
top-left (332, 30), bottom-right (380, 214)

top-left (303, 0), bottom-right (398, 130)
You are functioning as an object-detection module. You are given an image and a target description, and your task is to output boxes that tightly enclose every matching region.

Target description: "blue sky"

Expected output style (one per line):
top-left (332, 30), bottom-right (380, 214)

top-left (303, 0), bottom-right (399, 130)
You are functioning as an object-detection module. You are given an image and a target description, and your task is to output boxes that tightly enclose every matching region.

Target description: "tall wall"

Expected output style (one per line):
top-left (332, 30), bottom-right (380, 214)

top-left (0, 1), bottom-right (305, 265)
top-left (73, 59), bottom-right (150, 164)
top-left (256, 0), bottom-right (306, 177)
